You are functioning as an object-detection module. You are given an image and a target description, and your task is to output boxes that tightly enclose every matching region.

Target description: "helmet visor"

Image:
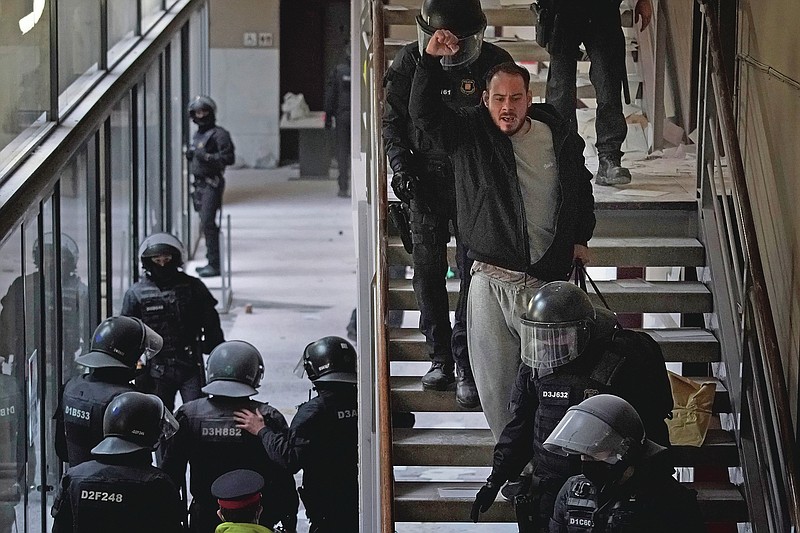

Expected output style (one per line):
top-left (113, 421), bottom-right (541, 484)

top-left (416, 17), bottom-right (484, 70)
top-left (141, 323), bottom-right (164, 362)
top-left (160, 406), bottom-right (180, 442)
top-left (520, 319), bottom-right (590, 369)
top-left (293, 352), bottom-right (307, 379)
top-left (543, 409), bottom-right (631, 464)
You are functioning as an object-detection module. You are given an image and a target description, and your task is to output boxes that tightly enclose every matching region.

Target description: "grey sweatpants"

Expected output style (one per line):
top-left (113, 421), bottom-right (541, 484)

top-left (467, 270), bottom-right (545, 441)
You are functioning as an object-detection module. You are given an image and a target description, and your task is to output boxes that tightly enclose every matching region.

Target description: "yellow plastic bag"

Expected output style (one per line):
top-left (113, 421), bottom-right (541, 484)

top-left (666, 371), bottom-right (716, 447)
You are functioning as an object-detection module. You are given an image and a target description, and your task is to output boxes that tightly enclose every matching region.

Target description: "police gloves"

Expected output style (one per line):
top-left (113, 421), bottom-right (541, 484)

top-left (470, 478), bottom-right (502, 522)
top-left (390, 171), bottom-right (420, 205)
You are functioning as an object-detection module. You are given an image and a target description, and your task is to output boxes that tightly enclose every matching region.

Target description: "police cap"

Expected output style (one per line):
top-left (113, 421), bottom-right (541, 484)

top-left (211, 469), bottom-right (264, 510)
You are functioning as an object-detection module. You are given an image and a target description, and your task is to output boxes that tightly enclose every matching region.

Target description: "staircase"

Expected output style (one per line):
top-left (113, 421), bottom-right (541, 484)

top-left (374, 1), bottom-right (750, 529)
top-left (385, 193), bottom-right (748, 528)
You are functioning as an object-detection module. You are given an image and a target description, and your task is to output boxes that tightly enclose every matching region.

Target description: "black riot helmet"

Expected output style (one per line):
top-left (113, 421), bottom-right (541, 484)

top-left (187, 95), bottom-right (217, 127)
top-left (91, 392), bottom-right (179, 455)
top-left (416, 0), bottom-right (487, 70)
top-left (544, 394), bottom-right (664, 464)
top-left (294, 336), bottom-right (357, 384)
top-left (520, 281), bottom-right (596, 370)
top-left (202, 340), bottom-right (264, 398)
top-left (138, 232), bottom-right (185, 271)
top-left (33, 232), bottom-right (79, 273)
top-left (76, 316), bottom-right (163, 370)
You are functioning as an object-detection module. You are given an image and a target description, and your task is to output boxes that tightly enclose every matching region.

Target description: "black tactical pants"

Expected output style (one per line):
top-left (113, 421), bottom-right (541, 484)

top-left (545, 8), bottom-right (628, 160)
top-left (408, 197), bottom-right (471, 374)
top-left (149, 358), bottom-right (205, 412)
top-left (192, 176), bottom-right (225, 269)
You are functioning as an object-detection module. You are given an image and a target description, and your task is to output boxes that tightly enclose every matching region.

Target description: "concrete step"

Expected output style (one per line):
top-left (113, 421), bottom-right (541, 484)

top-left (390, 376), bottom-right (731, 414)
top-left (388, 327), bottom-right (720, 364)
top-left (593, 204), bottom-right (699, 238)
top-left (387, 236), bottom-right (705, 268)
top-left (387, 278), bottom-right (713, 314)
top-left (392, 428), bottom-right (739, 468)
top-left (393, 480), bottom-right (747, 523)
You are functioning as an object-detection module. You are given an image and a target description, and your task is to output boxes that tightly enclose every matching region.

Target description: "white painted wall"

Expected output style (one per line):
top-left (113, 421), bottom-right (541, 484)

top-left (210, 48), bottom-right (280, 169)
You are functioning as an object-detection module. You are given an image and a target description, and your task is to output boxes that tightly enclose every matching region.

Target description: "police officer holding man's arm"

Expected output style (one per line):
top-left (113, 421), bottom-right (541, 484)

top-left (54, 316), bottom-right (163, 467)
top-left (122, 232), bottom-right (225, 412)
top-left (383, 0), bottom-right (513, 407)
top-left (234, 336), bottom-right (358, 533)
top-left (186, 95), bottom-right (235, 278)
top-left (160, 340), bottom-right (298, 533)
top-left (51, 391), bottom-right (184, 533)
top-left (470, 281), bottom-right (673, 531)
top-left (545, 394), bottom-right (704, 532)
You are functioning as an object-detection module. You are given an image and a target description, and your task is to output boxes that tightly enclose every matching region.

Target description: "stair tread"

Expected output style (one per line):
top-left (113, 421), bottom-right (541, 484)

top-left (394, 480), bottom-right (746, 522)
top-left (387, 236), bottom-right (705, 267)
top-left (388, 278), bottom-right (712, 313)
top-left (392, 428), bottom-right (739, 467)
top-left (390, 376), bottom-right (731, 413)
top-left (389, 327), bottom-right (720, 363)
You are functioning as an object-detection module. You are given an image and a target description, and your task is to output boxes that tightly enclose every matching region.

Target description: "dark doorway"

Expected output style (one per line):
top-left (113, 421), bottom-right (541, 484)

top-left (279, 0), bottom-right (350, 164)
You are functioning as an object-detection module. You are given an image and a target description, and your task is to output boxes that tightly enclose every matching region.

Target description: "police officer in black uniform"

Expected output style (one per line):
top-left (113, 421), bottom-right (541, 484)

top-left (234, 336), bottom-right (358, 533)
top-left (545, 394), bottom-right (704, 532)
top-left (122, 232), bottom-right (225, 411)
top-left (325, 47), bottom-right (352, 198)
top-left (470, 281), bottom-right (673, 530)
top-left (54, 316), bottom-right (163, 467)
top-left (539, 0), bottom-right (652, 186)
top-left (51, 391), bottom-right (184, 533)
top-left (383, 0), bottom-right (513, 405)
top-left (161, 340), bottom-right (298, 533)
top-left (186, 95), bottom-right (235, 277)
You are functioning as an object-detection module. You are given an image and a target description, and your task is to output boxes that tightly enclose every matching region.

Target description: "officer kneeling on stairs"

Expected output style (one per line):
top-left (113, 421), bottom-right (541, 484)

top-left (55, 316), bottom-right (163, 468)
top-left (235, 337), bottom-right (358, 533)
top-left (545, 394), bottom-right (704, 532)
top-left (161, 341), bottom-right (299, 533)
top-left (51, 391), bottom-right (184, 533)
top-left (470, 281), bottom-right (673, 531)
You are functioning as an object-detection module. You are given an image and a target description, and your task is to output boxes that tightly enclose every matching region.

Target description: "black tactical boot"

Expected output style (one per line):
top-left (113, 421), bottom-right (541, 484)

top-left (595, 155), bottom-right (632, 186)
top-left (421, 362), bottom-right (455, 391)
top-left (197, 264), bottom-right (220, 277)
top-left (455, 368), bottom-right (480, 409)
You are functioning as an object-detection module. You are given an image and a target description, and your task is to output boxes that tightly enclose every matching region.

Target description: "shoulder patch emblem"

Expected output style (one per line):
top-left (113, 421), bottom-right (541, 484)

top-left (460, 79), bottom-right (476, 95)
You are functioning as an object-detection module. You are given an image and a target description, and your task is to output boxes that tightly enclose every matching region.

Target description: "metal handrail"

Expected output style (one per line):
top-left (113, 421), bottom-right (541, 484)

top-left (371, 1), bottom-right (396, 531)
top-left (697, 1), bottom-right (800, 530)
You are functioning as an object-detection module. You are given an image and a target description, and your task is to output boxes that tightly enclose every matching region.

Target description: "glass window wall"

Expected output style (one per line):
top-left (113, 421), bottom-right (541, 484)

top-left (141, 0), bottom-right (164, 33)
top-left (107, 0), bottom-right (138, 68)
top-left (144, 60), bottom-right (164, 235)
top-left (0, 0), bottom-right (51, 174)
top-left (58, 0), bottom-right (102, 111)
top-left (109, 97), bottom-right (133, 313)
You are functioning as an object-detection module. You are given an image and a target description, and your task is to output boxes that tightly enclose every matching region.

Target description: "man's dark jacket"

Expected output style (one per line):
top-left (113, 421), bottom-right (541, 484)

top-left (383, 41), bottom-right (513, 174)
top-left (410, 53), bottom-right (595, 281)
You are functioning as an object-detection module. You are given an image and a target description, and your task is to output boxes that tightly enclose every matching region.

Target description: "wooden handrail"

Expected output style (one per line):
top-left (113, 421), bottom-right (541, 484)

top-left (372, 1), bottom-right (396, 532)
top-left (699, 0), bottom-right (800, 529)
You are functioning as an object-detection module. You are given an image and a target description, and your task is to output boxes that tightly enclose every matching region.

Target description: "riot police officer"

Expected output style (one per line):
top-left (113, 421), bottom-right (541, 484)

top-left (161, 340), bottom-right (298, 533)
top-left (545, 394), bottom-right (704, 532)
top-left (383, 0), bottom-right (512, 405)
top-left (55, 316), bottom-right (163, 467)
top-left (121, 232), bottom-right (225, 411)
top-left (470, 281), bottom-right (673, 530)
top-left (186, 95), bottom-right (235, 277)
top-left (234, 336), bottom-right (358, 533)
top-left (51, 391), bottom-right (184, 533)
